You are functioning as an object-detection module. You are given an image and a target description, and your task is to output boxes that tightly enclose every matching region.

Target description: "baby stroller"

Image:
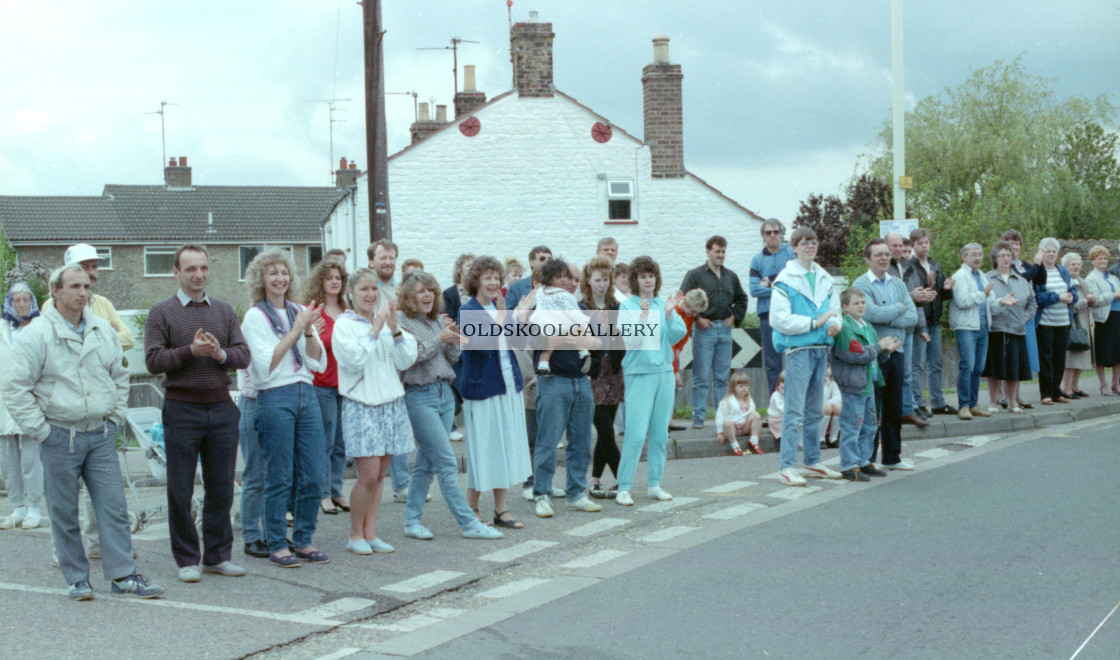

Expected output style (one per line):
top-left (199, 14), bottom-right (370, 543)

top-left (122, 405), bottom-right (171, 532)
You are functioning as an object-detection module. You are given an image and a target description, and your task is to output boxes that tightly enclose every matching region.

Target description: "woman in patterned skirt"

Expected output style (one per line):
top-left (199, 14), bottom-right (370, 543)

top-left (333, 268), bottom-right (418, 555)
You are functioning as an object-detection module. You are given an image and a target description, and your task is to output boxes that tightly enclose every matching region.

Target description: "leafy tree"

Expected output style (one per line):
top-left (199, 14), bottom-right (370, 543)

top-left (793, 193), bottom-right (848, 268)
top-left (866, 57), bottom-right (1116, 268)
top-left (845, 173), bottom-right (895, 233)
top-left (1054, 122), bottom-right (1120, 239)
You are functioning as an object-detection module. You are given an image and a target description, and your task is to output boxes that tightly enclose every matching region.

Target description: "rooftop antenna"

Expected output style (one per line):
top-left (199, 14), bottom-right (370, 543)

top-left (386, 91), bottom-right (419, 122)
top-left (417, 37), bottom-right (479, 94)
top-left (145, 101), bottom-right (178, 172)
top-left (306, 98), bottom-right (351, 182)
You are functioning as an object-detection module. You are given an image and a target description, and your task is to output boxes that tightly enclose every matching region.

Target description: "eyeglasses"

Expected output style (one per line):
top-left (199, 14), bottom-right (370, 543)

top-left (797, 240), bottom-right (819, 247)
top-left (764, 230), bottom-right (782, 236)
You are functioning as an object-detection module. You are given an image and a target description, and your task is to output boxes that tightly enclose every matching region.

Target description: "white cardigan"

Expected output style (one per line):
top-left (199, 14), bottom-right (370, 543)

top-left (332, 312), bottom-right (418, 408)
top-left (242, 305), bottom-right (326, 391)
top-left (1084, 269), bottom-right (1120, 324)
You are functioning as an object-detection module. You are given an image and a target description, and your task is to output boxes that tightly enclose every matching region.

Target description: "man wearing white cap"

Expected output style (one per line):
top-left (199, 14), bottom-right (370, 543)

top-left (41, 243), bottom-right (135, 560)
top-left (42, 243), bottom-right (134, 352)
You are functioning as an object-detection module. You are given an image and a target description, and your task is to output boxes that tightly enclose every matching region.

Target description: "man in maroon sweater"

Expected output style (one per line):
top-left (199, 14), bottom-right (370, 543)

top-left (144, 245), bottom-right (251, 582)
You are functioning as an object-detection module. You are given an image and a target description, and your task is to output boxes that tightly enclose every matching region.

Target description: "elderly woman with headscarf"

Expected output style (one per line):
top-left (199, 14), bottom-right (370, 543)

top-left (0, 282), bottom-right (44, 529)
top-left (1025, 237), bottom-right (1078, 405)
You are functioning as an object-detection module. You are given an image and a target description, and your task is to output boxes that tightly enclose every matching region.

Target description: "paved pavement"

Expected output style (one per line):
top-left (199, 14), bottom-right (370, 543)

top-left (1, 410), bottom-right (1116, 659)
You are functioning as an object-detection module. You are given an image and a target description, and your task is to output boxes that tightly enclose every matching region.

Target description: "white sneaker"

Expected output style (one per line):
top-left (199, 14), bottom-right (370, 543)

top-left (803, 463), bottom-right (841, 479)
top-left (535, 496), bottom-right (554, 518)
top-left (883, 460), bottom-right (915, 471)
top-left (0, 507), bottom-right (26, 529)
top-left (522, 487), bottom-right (535, 501)
top-left (567, 496), bottom-right (603, 512)
top-left (392, 489), bottom-right (408, 503)
top-left (779, 468), bottom-right (807, 487)
top-left (550, 487), bottom-right (565, 498)
top-left (178, 566), bottom-right (202, 583)
top-left (647, 487), bottom-right (673, 501)
top-left (21, 510), bottom-right (41, 530)
top-left (615, 490), bottom-right (634, 506)
top-left (202, 561), bottom-right (246, 577)
top-left (449, 430), bottom-right (465, 442)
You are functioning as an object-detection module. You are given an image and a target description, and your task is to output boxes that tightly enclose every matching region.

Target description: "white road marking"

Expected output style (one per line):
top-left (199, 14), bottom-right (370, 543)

top-left (915, 448), bottom-right (951, 459)
top-left (478, 540), bottom-right (558, 563)
top-left (703, 481), bottom-right (757, 493)
top-left (759, 471), bottom-right (783, 481)
top-left (1069, 599), bottom-right (1120, 660)
top-left (638, 496), bottom-right (701, 513)
top-left (960, 435), bottom-right (995, 447)
top-left (476, 578), bottom-right (550, 599)
top-left (768, 486), bottom-right (822, 501)
top-left (295, 597), bottom-right (376, 620)
top-left (0, 582), bottom-right (339, 625)
top-left (564, 517), bottom-right (630, 537)
top-left (703, 502), bottom-right (767, 520)
top-left (381, 570), bottom-right (465, 594)
top-left (313, 648), bottom-right (361, 660)
top-left (560, 550), bottom-right (628, 569)
top-left (355, 608), bottom-right (464, 632)
top-left (640, 526), bottom-right (698, 543)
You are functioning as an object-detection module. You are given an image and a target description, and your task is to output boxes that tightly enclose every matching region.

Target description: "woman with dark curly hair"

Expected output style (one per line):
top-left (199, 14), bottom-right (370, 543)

top-left (580, 256), bottom-right (624, 499)
top-left (301, 257), bottom-right (350, 515)
top-left (614, 256), bottom-right (686, 506)
top-left (458, 256), bottom-right (533, 529)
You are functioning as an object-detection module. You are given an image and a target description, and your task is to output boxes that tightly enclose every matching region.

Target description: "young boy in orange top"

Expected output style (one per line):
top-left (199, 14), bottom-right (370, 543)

top-left (671, 290), bottom-right (710, 429)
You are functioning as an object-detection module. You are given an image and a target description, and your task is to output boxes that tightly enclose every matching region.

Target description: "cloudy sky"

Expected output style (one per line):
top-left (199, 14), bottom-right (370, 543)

top-left (1, 0), bottom-right (1117, 221)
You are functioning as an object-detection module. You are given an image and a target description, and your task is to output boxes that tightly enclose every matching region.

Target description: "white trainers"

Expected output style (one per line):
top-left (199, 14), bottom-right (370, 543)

top-left (178, 566), bottom-right (202, 583)
top-left (449, 430), bottom-right (465, 442)
top-left (550, 486), bottom-right (565, 498)
top-left (647, 487), bottom-right (673, 501)
top-left (392, 489), bottom-right (408, 503)
top-left (0, 507), bottom-right (26, 530)
top-left (883, 460), bottom-right (915, 471)
top-left (21, 510), bottom-right (41, 530)
top-left (522, 487), bottom-right (535, 501)
top-left (779, 468), bottom-right (807, 487)
top-left (202, 561), bottom-right (247, 577)
top-left (803, 463), bottom-right (842, 479)
top-left (567, 496), bottom-right (603, 512)
top-left (534, 496), bottom-right (554, 518)
top-left (615, 490), bottom-right (634, 506)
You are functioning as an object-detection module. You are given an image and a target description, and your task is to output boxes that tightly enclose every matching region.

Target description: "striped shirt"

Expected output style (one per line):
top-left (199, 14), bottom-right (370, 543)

top-left (398, 312), bottom-right (459, 386)
top-left (1040, 268), bottom-right (1069, 327)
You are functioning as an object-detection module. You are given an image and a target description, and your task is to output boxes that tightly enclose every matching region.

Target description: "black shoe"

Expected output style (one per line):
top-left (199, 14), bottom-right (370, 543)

top-left (860, 464), bottom-right (888, 477)
top-left (998, 398), bottom-right (1009, 409)
top-left (589, 483), bottom-right (607, 499)
top-left (933, 405), bottom-right (959, 415)
top-left (917, 406), bottom-right (932, 418)
top-left (841, 468), bottom-right (871, 482)
top-left (243, 540), bottom-right (269, 558)
top-left (1017, 400), bottom-right (1033, 410)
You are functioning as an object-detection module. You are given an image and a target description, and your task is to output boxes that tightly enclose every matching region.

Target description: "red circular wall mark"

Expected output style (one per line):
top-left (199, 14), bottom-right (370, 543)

top-left (459, 116), bottom-right (481, 137)
top-left (592, 122), bottom-right (612, 143)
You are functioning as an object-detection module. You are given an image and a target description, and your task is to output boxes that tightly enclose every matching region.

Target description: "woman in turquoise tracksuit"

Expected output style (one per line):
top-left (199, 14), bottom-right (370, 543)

top-left (614, 256), bottom-right (687, 507)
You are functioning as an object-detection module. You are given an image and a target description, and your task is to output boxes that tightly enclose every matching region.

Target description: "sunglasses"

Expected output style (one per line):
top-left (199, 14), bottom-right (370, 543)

top-left (764, 230), bottom-right (782, 236)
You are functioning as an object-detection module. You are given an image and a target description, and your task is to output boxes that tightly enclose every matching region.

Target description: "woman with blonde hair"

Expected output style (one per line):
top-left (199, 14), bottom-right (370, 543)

top-left (301, 257), bottom-right (351, 515)
top-left (242, 249), bottom-right (329, 567)
top-left (333, 268), bottom-right (418, 554)
top-left (1085, 245), bottom-right (1120, 395)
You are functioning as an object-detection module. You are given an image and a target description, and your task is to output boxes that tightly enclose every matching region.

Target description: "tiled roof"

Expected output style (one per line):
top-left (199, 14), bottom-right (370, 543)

top-left (0, 185), bottom-right (348, 243)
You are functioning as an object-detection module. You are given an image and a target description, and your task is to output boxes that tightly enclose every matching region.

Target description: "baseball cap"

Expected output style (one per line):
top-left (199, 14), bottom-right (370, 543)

top-left (64, 243), bottom-right (99, 266)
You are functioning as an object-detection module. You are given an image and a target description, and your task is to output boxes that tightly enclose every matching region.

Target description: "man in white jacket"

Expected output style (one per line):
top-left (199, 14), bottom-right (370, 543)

top-left (949, 243), bottom-right (995, 420)
top-left (2, 265), bottom-right (162, 601)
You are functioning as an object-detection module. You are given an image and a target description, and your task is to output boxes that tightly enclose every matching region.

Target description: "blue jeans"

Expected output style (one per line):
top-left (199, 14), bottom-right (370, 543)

top-left (533, 375), bottom-right (594, 500)
top-left (838, 391), bottom-right (877, 471)
top-left (403, 381), bottom-right (479, 531)
top-left (40, 422), bottom-right (135, 585)
top-left (238, 396), bottom-right (265, 545)
top-left (912, 324), bottom-right (945, 409)
top-left (901, 332), bottom-right (914, 416)
top-left (955, 327), bottom-right (989, 410)
top-left (759, 315), bottom-right (782, 397)
top-left (691, 323), bottom-right (732, 424)
top-left (389, 453), bottom-right (410, 492)
top-left (314, 386), bottom-right (346, 499)
top-left (779, 347), bottom-right (828, 469)
top-left (256, 383), bottom-right (325, 554)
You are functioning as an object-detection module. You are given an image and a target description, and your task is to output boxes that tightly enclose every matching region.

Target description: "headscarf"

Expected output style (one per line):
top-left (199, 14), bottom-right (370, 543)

top-left (3, 282), bottom-right (40, 329)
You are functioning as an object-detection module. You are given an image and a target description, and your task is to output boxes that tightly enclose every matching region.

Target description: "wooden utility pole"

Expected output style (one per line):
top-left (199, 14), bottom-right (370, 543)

top-left (363, 0), bottom-right (391, 241)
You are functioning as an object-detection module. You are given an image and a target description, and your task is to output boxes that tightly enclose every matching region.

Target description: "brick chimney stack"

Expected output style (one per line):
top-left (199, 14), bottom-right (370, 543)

top-left (164, 156), bottom-right (193, 188)
top-left (409, 102), bottom-right (448, 144)
top-left (454, 65), bottom-right (487, 118)
top-left (335, 157), bottom-right (361, 188)
top-left (511, 11), bottom-right (554, 98)
top-left (642, 36), bottom-right (684, 178)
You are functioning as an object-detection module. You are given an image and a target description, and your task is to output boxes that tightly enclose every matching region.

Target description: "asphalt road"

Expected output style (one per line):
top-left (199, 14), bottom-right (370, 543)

top-left (391, 419), bottom-right (1120, 660)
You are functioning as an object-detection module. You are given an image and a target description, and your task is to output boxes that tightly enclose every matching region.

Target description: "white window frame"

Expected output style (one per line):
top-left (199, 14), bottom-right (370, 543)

top-left (239, 244), bottom-right (294, 281)
top-left (606, 179), bottom-right (635, 222)
top-left (143, 246), bottom-right (178, 277)
top-left (95, 246), bottom-right (113, 270)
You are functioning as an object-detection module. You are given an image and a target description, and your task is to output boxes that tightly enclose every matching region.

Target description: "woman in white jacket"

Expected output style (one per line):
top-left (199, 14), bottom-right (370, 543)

top-left (0, 282), bottom-right (43, 530)
top-left (333, 268), bottom-right (418, 555)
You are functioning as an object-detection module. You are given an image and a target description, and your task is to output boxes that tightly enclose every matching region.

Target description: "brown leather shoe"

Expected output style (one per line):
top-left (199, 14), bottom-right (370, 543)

top-left (902, 414), bottom-right (929, 427)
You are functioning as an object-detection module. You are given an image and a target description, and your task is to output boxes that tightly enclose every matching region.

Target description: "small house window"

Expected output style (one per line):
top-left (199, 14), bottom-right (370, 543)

top-left (307, 245), bottom-right (324, 273)
top-left (607, 180), bottom-right (634, 221)
top-left (96, 247), bottom-right (113, 270)
top-left (240, 245), bottom-right (294, 281)
top-left (144, 247), bottom-right (177, 277)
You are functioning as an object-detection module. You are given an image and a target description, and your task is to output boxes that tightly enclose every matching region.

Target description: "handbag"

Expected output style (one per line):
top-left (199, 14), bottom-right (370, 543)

top-left (1068, 310), bottom-right (1090, 352)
